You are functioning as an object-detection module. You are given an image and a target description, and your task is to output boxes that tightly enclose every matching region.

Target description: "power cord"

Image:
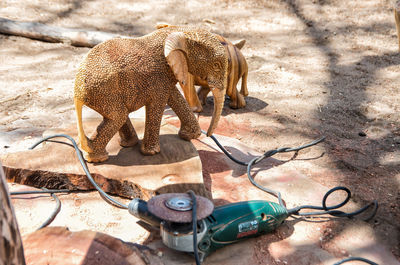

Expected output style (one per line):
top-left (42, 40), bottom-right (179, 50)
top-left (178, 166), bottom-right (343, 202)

top-left (10, 188), bottom-right (66, 230)
top-left (286, 186), bottom-right (377, 221)
top-left (202, 132), bottom-right (379, 265)
top-left (36, 188), bottom-right (61, 230)
top-left (187, 190), bottom-right (200, 265)
top-left (29, 134), bottom-right (129, 209)
top-left (333, 257), bottom-right (378, 265)
top-left (9, 134), bottom-right (129, 230)
top-left (204, 131), bottom-right (377, 220)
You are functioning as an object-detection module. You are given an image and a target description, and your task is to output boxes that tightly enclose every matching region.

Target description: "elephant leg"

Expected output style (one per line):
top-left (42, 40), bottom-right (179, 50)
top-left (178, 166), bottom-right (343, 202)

top-left (85, 114), bottom-right (128, 162)
top-left (237, 93), bottom-right (246, 108)
top-left (118, 118), bottom-right (139, 147)
top-left (168, 87), bottom-right (201, 141)
top-left (141, 103), bottom-right (165, 155)
top-left (228, 79), bottom-right (240, 109)
top-left (197, 85), bottom-right (211, 105)
top-left (229, 77), bottom-right (246, 109)
top-left (229, 93), bottom-right (238, 109)
top-left (229, 92), bottom-right (246, 109)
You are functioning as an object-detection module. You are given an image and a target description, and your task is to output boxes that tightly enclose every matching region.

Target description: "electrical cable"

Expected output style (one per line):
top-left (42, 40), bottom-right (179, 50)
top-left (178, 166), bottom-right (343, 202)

top-left (10, 189), bottom-right (71, 195)
top-left (204, 132), bottom-right (379, 264)
top-left (333, 257), bottom-right (378, 265)
top-left (286, 186), bottom-right (378, 221)
top-left (10, 188), bottom-right (63, 230)
top-left (29, 134), bottom-right (129, 209)
top-left (203, 131), bottom-right (378, 220)
top-left (246, 156), bottom-right (284, 206)
top-left (187, 190), bottom-right (200, 265)
top-left (9, 134), bottom-right (128, 230)
top-left (36, 188), bottom-right (62, 230)
top-left (205, 131), bottom-right (325, 167)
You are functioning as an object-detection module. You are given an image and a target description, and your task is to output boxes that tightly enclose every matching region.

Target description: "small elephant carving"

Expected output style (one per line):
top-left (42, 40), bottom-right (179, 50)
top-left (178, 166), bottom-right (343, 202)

top-left (156, 24), bottom-right (248, 112)
top-left (74, 26), bottom-right (229, 162)
top-left (195, 35), bottom-right (248, 111)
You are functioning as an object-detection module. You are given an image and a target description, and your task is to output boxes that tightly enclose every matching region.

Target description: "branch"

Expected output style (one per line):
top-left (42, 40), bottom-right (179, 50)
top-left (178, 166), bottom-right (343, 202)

top-left (0, 17), bottom-right (129, 47)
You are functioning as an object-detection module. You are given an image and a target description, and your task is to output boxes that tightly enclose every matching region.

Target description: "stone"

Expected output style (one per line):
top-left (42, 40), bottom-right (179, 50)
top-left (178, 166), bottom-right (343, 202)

top-left (2, 118), bottom-right (210, 200)
top-left (22, 227), bottom-right (163, 265)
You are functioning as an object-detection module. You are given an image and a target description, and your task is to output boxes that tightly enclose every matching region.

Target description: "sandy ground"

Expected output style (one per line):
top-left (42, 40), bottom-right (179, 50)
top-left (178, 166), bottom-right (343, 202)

top-left (0, 0), bottom-right (399, 261)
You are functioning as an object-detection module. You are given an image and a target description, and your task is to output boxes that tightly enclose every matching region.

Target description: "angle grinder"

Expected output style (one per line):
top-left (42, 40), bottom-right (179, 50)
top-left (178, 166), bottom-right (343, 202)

top-left (128, 193), bottom-right (288, 263)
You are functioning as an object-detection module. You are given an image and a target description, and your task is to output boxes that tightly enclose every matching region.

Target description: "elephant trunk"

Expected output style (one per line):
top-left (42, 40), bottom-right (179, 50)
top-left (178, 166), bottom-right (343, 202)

top-left (207, 88), bottom-right (225, 136)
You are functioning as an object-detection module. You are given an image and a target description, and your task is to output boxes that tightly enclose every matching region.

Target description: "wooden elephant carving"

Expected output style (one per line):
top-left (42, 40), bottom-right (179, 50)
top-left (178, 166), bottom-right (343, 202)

top-left (193, 35), bottom-right (248, 112)
top-left (74, 26), bottom-right (229, 162)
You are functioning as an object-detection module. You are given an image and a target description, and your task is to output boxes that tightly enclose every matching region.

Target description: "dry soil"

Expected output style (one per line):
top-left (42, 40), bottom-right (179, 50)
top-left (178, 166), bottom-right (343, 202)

top-left (0, 0), bottom-right (399, 261)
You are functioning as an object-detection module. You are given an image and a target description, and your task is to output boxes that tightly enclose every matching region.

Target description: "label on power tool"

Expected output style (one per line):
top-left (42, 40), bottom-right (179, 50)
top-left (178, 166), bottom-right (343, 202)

top-left (237, 220), bottom-right (258, 238)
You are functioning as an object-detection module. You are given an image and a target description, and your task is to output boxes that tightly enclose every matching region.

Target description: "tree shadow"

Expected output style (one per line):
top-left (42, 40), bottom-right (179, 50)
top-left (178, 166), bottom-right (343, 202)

top-left (196, 95), bottom-right (268, 117)
top-left (33, 0), bottom-right (94, 25)
top-left (278, 0), bottom-right (400, 259)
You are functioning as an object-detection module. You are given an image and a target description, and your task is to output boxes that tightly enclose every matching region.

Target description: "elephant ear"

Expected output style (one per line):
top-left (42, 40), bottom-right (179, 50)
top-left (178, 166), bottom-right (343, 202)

top-left (164, 32), bottom-right (189, 85)
top-left (233, 39), bottom-right (246, 50)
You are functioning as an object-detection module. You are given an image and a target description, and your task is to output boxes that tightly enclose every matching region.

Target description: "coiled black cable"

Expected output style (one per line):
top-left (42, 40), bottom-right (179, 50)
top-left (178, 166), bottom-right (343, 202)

top-left (287, 186), bottom-right (378, 221)
top-left (203, 132), bottom-right (379, 265)
top-left (333, 257), bottom-right (378, 265)
top-left (203, 131), bottom-right (378, 220)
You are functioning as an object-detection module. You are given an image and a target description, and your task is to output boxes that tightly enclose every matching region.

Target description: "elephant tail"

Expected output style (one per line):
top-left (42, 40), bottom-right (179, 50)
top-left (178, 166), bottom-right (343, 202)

top-left (74, 98), bottom-right (92, 153)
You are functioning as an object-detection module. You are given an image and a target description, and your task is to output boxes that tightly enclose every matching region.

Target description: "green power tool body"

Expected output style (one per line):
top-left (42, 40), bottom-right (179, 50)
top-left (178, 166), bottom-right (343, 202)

top-left (188, 200), bottom-right (288, 257)
top-left (129, 196), bottom-right (288, 262)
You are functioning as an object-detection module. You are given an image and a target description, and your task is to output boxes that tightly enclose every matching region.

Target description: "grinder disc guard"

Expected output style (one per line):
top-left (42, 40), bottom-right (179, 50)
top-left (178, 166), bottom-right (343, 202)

top-left (147, 193), bottom-right (214, 223)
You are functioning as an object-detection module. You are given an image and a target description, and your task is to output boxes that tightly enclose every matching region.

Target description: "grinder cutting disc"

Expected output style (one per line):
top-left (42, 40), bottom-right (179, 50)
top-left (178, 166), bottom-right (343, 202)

top-left (147, 193), bottom-right (214, 223)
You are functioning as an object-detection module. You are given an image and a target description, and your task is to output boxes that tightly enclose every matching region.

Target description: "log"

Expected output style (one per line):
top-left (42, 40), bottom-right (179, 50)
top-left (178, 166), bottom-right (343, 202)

top-left (0, 17), bottom-right (129, 47)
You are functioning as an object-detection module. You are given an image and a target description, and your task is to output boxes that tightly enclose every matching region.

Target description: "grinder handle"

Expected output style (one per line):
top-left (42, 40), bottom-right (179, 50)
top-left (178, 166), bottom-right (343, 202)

top-left (128, 198), bottom-right (162, 227)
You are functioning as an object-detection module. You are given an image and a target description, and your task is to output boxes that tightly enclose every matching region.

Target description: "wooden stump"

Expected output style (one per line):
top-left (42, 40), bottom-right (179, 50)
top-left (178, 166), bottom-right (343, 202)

top-left (0, 163), bottom-right (26, 265)
top-left (22, 227), bottom-right (163, 265)
top-left (1, 118), bottom-right (210, 200)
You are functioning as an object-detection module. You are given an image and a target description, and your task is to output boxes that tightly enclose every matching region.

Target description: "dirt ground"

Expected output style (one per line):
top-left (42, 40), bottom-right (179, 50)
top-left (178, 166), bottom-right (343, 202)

top-left (0, 0), bottom-right (399, 261)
